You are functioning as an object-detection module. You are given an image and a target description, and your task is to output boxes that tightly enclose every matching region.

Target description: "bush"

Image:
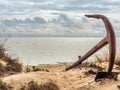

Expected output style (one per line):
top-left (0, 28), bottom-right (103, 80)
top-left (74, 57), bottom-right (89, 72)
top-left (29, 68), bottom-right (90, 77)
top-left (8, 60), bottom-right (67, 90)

top-left (94, 50), bottom-right (120, 66)
top-left (6, 59), bottom-right (23, 72)
top-left (0, 39), bottom-right (23, 74)
top-left (32, 66), bottom-right (49, 72)
top-left (0, 79), bottom-right (13, 90)
top-left (21, 80), bottom-right (59, 90)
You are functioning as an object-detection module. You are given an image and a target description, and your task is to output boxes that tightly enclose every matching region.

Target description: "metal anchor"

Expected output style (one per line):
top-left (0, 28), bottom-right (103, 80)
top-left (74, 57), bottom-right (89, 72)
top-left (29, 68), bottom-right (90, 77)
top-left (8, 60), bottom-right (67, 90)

top-left (65, 14), bottom-right (116, 80)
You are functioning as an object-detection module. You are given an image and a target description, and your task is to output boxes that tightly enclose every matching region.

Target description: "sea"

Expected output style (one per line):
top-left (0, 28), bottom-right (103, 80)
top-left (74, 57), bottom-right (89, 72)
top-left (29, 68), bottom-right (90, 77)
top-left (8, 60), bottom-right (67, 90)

top-left (1, 37), bottom-right (120, 65)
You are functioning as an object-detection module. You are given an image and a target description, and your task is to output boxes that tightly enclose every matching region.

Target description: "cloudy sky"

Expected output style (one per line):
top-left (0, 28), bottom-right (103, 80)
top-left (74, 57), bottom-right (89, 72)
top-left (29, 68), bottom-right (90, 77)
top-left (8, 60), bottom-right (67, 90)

top-left (0, 0), bottom-right (120, 37)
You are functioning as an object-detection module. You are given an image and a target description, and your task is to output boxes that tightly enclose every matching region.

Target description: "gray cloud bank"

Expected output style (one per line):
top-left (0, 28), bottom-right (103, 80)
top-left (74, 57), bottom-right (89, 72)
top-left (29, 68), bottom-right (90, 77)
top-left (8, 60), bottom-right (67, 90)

top-left (0, 13), bottom-right (106, 37)
top-left (0, 0), bottom-right (120, 37)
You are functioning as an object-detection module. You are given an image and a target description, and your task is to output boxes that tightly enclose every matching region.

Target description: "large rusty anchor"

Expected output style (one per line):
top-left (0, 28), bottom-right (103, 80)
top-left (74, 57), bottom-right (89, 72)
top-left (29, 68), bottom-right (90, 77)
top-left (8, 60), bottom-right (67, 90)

top-left (65, 14), bottom-right (117, 81)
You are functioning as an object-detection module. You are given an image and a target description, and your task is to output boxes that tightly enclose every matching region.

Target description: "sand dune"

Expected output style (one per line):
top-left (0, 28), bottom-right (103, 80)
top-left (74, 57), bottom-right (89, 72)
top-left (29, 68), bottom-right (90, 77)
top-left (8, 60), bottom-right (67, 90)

top-left (1, 62), bottom-right (120, 90)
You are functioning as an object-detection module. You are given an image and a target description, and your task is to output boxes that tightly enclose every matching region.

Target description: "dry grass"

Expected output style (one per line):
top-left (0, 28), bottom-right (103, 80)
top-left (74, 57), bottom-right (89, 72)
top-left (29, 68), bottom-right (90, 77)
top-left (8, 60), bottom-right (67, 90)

top-left (94, 50), bottom-right (109, 63)
top-left (84, 69), bottom-right (96, 76)
top-left (32, 66), bottom-right (49, 72)
top-left (0, 39), bottom-right (23, 76)
top-left (25, 66), bottom-right (49, 73)
top-left (94, 50), bottom-right (120, 66)
top-left (75, 50), bottom-right (120, 74)
top-left (0, 79), bottom-right (13, 90)
top-left (21, 80), bottom-right (59, 90)
top-left (5, 59), bottom-right (23, 72)
top-left (76, 62), bottom-right (103, 71)
top-left (115, 52), bottom-right (120, 66)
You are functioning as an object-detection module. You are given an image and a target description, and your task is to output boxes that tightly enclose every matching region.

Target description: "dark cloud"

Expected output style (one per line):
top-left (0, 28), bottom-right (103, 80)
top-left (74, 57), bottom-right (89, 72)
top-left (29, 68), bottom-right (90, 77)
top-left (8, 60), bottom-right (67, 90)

top-left (2, 17), bottom-right (46, 25)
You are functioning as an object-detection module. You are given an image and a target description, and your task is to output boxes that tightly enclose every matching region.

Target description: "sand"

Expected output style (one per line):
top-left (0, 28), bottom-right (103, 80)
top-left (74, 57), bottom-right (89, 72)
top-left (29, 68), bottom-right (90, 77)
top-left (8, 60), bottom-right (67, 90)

top-left (1, 62), bottom-right (120, 90)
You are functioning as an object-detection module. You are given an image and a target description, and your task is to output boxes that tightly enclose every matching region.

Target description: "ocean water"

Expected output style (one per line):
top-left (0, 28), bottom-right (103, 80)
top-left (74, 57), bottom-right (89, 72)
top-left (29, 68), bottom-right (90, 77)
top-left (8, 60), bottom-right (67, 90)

top-left (1, 37), bottom-right (120, 65)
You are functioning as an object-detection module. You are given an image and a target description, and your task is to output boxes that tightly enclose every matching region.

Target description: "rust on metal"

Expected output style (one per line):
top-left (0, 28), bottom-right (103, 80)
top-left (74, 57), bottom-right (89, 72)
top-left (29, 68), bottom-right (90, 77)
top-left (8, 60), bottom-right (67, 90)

top-left (65, 14), bottom-right (116, 74)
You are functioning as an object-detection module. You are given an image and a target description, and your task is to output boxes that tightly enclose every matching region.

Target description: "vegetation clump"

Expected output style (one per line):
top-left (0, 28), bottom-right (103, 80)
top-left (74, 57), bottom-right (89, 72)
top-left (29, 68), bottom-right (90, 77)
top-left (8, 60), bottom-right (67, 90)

top-left (21, 80), bottom-right (59, 90)
top-left (0, 39), bottom-right (23, 76)
top-left (0, 79), bottom-right (13, 90)
top-left (32, 66), bottom-right (49, 72)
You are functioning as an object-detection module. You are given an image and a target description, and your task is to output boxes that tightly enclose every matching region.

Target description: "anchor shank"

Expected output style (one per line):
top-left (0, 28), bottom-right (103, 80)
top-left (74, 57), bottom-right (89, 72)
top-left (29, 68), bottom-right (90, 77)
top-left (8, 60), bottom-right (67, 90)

top-left (105, 20), bottom-right (116, 73)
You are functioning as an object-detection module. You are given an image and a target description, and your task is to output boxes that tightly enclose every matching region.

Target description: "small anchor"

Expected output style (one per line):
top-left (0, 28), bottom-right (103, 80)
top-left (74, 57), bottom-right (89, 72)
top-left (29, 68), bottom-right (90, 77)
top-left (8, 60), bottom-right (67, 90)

top-left (65, 14), bottom-right (117, 81)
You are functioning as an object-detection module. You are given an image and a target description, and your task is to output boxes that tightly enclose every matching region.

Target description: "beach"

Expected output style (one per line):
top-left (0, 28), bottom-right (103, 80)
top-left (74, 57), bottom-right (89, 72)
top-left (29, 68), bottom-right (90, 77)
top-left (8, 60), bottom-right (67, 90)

top-left (1, 61), bottom-right (120, 90)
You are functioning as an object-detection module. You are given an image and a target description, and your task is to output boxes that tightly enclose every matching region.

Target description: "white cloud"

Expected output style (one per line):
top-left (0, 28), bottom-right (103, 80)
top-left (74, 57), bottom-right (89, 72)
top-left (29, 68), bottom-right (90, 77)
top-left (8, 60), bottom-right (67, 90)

top-left (0, 0), bottom-right (11, 5)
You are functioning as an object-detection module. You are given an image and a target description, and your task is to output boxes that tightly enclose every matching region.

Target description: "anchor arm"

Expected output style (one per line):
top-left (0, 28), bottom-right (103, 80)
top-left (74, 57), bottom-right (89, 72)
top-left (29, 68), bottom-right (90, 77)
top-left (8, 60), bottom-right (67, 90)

top-left (65, 37), bottom-right (108, 71)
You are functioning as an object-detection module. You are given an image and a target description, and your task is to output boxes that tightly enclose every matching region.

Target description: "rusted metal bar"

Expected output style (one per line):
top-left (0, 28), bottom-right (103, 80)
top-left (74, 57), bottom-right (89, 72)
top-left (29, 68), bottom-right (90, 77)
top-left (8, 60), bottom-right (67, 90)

top-left (65, 14), bottom-right (116, 74)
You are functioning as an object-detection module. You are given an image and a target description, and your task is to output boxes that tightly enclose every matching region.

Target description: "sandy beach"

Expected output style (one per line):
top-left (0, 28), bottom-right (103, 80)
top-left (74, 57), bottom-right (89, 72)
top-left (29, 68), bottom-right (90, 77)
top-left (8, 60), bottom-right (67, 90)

top-left (0, 61), bottom-right (120, 90)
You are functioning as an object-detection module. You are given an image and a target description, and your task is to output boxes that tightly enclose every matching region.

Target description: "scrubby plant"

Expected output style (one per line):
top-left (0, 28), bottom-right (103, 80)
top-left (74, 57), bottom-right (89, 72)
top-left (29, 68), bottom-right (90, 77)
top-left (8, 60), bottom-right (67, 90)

top-left (0, 38), bottom-right (23, 76)
top-left (94, 50), bottom-right (109, 63)
top-left (94, 50), bottom-right (120, 66)
top-left (32, 66), bottom-right (49, 72)
top-left (26, 65), bottom-right (31, 73)
top-left (0, 79), bottom-right (13, 90)
top-left (0, 38), bottom-right (8, 58)
top-left (5, 59), bottom-right (23, 72)
top-left (21, 80), bottom-right (59, 90)
top-left (115, 60), bottom-right (120, 66)
top-left (115, 51), bottom-right (120, 66)
top-left (0, 63), bottom-right (6, 72)
top-left (39, 81), bottom-right (59, 90)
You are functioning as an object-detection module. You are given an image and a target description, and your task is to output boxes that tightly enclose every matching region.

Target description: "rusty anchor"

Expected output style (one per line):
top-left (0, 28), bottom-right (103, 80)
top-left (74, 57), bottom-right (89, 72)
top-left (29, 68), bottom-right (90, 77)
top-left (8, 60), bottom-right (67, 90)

top-left (65, 14), bottom-right (116, 81)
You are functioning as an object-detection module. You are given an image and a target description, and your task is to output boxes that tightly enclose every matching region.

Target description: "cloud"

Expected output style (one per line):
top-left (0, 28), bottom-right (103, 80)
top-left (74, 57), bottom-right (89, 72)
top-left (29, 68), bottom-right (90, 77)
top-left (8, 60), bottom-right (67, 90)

top-left (0, 0), bottom-right (119, 20)
top-left (1, 0), bottom-right (120, 18)
top-left (0, 0), bottom-right (120, 37)
top-left (0, 14), bottom-right (107, 37)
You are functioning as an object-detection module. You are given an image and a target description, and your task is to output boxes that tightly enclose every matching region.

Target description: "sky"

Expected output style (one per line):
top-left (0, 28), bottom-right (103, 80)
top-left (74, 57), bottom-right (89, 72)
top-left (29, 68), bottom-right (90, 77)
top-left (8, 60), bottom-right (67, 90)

top-left (0, 0), bottom-right (120, 37)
